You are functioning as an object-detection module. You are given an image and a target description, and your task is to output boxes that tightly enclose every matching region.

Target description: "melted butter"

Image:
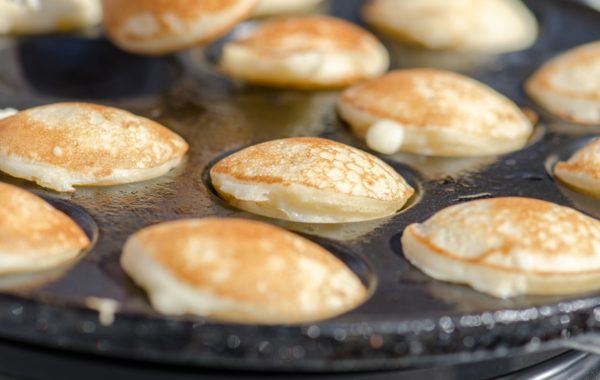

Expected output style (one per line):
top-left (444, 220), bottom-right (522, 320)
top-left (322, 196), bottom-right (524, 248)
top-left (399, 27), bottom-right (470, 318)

top-left (366, 119), bottom-right (405, 155)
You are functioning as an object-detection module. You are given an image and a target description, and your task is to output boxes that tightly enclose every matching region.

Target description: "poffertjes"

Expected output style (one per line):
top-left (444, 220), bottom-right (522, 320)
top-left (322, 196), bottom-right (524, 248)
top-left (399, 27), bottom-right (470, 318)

top-left (210, 137), bottom-right (414, 223)
top-left (101, 0), bottom-right (258, 55)
top-left (555, 138), bottom-right (600, 197)
top-left (526, 41), bottom-right (600, 125)
top-left (337, 69), bottom-right (533, 156)
top-left (0, 182), bottom-right (90, 273)
top-left (0, 102), bottom-right (188, 192)
top-left (363, 0), bottom-right (538, 53)
top-left (220, 15), bottom-right (389, 89)
top-left (402, 197), bottom-right (600, 298)
top-left (121, 218), bottom-right (367, 324)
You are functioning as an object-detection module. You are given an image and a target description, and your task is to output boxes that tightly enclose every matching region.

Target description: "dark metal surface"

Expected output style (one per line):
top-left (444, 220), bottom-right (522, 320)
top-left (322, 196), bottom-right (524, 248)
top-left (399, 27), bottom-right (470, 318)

top-left (0, 339), bottom-right (583, 380)
top-left (0, 0), bottom-right (599, 372)
top-left (496, 352), bottom-right (598, 380)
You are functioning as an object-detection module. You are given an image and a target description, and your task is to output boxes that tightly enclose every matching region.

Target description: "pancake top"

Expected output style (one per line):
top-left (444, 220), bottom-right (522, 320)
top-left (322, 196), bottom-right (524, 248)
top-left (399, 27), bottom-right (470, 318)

top-left (556, 138), bottom-right (600, 179)
top-left (363, 0), bottom-right (537, 52)
top-left (527, 41), bottom-right (600, 99)
top-left (102, 0), bottom-right (256, 41)
top-left (0, 102), bottom-right (188, 176)
top-left (339, 69), bottom-right (531, 139)
top-left (228, 15), bottom-right (382, 55)
top-left (129, 218), bottom-right (366, 312)
top-left (409, 197), bottom-right (600, 273)
top-left (211, 137), bottom-right (413, 202)
top-left (0, 182), bottom-right (90, 256)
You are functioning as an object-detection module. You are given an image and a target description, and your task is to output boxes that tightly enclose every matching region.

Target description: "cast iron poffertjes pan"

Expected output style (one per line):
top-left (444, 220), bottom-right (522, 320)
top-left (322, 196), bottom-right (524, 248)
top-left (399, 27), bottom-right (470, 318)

top-left (1, 0), bottom-right (600, 372)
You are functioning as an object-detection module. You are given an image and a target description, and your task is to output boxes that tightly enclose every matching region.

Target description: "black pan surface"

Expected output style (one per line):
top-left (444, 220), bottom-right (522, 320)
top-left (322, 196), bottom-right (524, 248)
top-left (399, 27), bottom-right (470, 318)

top-left (0, 0), bottom-right (600, 372)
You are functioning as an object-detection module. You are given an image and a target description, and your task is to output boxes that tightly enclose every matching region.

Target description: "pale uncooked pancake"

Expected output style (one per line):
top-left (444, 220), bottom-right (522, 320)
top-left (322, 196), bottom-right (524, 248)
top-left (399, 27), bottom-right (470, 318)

top-left (337, 69), bottom-right (533, 156)
top-left (220, 15), bottom-right (389, 89)
top-left (402, 197), bottom-right (600, 298)
top-left (101, 0), bottom-right (258, 55)
top-left (526, 41), bottom-right (600, 125)
top-left (0, 102), bottom-right (189, 192)
top-left (121, 218), bottom-right (367, 324)
top-left (253, 0), bottom-right (323, 16)
top-left (0, 0), bottom-right (101, 35)
top-left (363, 0), bottom-right (538, 53)
top-left (555, 138), bottom-right (600, 197)
top-left (0, 182), bottom-right (90, 273)
top-left (210, 137), bottom-right (414, 223)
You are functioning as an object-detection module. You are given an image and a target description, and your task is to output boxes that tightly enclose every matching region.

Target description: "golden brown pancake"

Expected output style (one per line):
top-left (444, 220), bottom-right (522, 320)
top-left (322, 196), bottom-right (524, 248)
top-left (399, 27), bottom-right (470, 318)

top-left (402, 197), bottom-right (600, 298)
top-left (121, 218), bottom-right (367, 324)
top-left (555, 138), bottom-right (600, 197)
top-left (526, 41), bottom-right (600, 125)
top-left (220, 15), bottom-right (389, 89)
top-left (337, 69), bottom-right (533, 156)
top-left (0, 182), bottom-right (90, 273)
top-left (363, 0), bottom-right (538, 53)
top-left (0, 102), bottom-right (189, 192)
top-left (101, 0), bottom-right (258, 55)
top-left (210, 137), bottom-right (414, 223)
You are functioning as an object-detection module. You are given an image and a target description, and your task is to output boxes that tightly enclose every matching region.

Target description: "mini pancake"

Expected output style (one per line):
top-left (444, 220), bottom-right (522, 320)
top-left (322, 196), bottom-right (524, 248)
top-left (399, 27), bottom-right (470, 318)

top-left (0, 0), bottom-right (101, 35)
top-left (0, 182), bottom-right (90, 273)
top-left (337, 69), bottom-right (533, 156)
top-left (0, 102), bottom-right (188, 192)
top-left (526, 41), bottom-right (600, 125)
top-left (210, 137), bottom-right (414, 223)
top-left (220, 15), bottom-right (389, 89)
top-left (101, 0), bottom-right (258, 55)
top-left (555, 138), bottom-right (600, 197)
top-left (402, 197), bottom-right (600, 298)
top-left (363, 0), bottom-right (538, 54)
top-left (253, 0), bottom-right (323, 16)
top-left (121, 218), bottom-right (367, 324)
